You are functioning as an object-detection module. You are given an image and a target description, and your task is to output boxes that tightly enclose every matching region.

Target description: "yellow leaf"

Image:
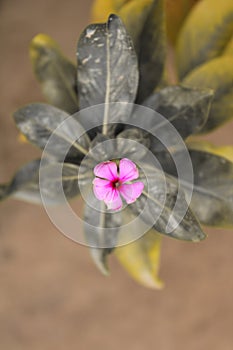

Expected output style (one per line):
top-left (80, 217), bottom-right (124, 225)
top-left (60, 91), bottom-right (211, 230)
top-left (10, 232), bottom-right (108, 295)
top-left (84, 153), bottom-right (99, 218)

top-left (91, 0), bottom-right (130, 22)
top-left (187, 139), bottom-right (233, 163)
top-left (182, 56), bottom-right (233, 132)
top-left (115, 229), bottom-right (164, 289)
top-left (176, 0), bottom-right (233, 79)
top-left (166, 0), bottom-right (198, 45)
top-left (91, 0), bottom-right (116, 22)
top-left (91, 0), bottom-right (199, 46)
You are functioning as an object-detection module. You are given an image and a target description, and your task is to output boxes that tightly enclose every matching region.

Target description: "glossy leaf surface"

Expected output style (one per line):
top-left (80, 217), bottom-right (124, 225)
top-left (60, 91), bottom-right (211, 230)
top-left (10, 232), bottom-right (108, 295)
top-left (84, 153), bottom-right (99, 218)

top-left (188, 149), bottom-right (233, 227)
top-left (84, 193), bottom-right (122, 275)
top-left (39, 163), bottom-right (80, 203)
top-left (130, 165), bottom-right (206, 241)
top-left (77, 15), bottom-right (138, 134)
top-left (144, 85), bottom-right (213, 142)
top-left (161, 147), bottom-right (233, 227)
top-left (13, 103), bottom-right (89, 159)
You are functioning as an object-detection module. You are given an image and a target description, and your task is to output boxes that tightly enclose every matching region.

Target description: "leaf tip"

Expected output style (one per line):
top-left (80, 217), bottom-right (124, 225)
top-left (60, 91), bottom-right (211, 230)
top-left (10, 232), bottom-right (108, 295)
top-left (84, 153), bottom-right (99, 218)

top-left (90, 248), bottom-right (111, 276)
top-left (107, 13), bottom-right (123, 28)
top-left (29, 33), bottom-right (59, 63)
top-left (0, 184), bottom-right (10, 201)
top-left (142, 275), bottom-right (164, 290)
top-left (192, 230), bottom-right (207, 243)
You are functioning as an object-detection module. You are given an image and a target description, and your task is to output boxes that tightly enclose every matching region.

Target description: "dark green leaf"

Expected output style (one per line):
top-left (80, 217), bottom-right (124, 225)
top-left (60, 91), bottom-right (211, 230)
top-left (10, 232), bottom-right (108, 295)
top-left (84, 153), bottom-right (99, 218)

top-left (13, 103), bottom-right (90, 160)
top-left (86, 129), bottom-right (151, 164)
top-left (0, 159), bottom-right (43, 204)
top-left (189, 151), bottom-right (233, 227)
top-left (181, 149), bottom-right (233, 227)
top-left (84, 193), bottom-right (122, 275)
top-left (130, 164), bottom-right (206, 241)
top-left (0, 185), bottom-right (8, 200)
top-left (160, 148), bottom-right (233, 227)
top-left (30, 34), bottom-right (79, 114)
top-left (182, 56), bottom-right (233, 132)
top-left (136, 0), bottom-right (166, 102)
top-left (144, 85), bottom-right (214, 142)
top-left (117, 127), bottom-right (150, 160)
top-left (0, 160), bottom-right (81, 205)
top-left (88, 133), bottom-right (115, 161)
top-left (39, 163), bottom-right (80, 203)
top-left (77, 15), bottom-right (138, 133)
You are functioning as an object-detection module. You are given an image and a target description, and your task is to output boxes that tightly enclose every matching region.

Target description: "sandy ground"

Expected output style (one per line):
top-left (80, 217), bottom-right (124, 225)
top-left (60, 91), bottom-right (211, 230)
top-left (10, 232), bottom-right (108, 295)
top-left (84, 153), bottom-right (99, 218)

top-left (0, 1), bottom-right (233, 349)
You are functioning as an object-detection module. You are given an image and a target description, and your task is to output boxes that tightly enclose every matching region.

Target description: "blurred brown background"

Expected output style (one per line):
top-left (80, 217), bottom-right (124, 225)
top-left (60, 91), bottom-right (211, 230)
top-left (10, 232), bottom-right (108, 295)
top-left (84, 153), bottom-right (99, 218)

top-left (0, 1), bottom-right (233, 349)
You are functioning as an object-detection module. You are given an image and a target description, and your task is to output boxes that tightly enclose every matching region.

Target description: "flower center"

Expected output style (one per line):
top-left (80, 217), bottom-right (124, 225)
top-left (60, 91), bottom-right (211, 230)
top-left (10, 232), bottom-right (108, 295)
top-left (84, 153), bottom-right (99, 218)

top-left (112, 179), bottom-right (121, 189)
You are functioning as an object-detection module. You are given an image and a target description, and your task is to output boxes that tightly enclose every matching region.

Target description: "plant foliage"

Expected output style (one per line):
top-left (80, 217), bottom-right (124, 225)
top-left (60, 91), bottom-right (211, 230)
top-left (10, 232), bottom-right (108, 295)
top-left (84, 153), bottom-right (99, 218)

top-left (1, 0), bottom-right (233, 288)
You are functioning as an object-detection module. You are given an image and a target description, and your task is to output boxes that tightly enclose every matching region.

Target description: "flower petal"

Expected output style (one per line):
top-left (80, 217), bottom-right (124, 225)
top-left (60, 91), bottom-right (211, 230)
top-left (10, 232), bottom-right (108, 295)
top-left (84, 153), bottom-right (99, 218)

top-left (119, 158), bottom-right (139, 182)
top-left (104, 188), bottom-right (123, 211)
top-left (119, 182), bottom-right (144, 204)
top-left (94, 161), bottom-right (118, 181)
top-left (93, 178), bottom-right (112, 200)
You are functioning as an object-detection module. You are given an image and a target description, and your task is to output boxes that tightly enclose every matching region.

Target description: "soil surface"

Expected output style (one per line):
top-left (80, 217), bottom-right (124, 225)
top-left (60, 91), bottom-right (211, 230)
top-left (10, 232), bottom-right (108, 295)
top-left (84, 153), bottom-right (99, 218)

top-left (0, 1), bottom-right (233, 349)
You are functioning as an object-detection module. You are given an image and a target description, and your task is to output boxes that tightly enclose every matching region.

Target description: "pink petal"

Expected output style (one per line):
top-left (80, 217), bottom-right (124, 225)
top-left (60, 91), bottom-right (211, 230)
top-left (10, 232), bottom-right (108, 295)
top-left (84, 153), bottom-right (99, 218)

top-left (93, 178), bottom-right (112, 200)
top-left (119, 182), bottom-right (144, 204)
top-left (119, 158), bottom-right (139, 182)
top-left (104, 188), bottom-right (123, 211)
top-left (94, 161), bottom-right (118, 181)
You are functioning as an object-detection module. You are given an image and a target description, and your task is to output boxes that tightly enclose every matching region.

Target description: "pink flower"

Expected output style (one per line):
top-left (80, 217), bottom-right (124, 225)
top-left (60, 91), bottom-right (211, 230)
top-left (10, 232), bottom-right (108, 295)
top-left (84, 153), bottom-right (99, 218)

top-left (93, 158), bottom-right (144, 211)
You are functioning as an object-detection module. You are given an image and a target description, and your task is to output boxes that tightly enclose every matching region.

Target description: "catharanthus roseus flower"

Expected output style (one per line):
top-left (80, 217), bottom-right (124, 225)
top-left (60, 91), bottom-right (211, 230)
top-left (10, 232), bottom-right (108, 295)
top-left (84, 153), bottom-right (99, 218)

top-left (93, 158), bottom-right (144, 210)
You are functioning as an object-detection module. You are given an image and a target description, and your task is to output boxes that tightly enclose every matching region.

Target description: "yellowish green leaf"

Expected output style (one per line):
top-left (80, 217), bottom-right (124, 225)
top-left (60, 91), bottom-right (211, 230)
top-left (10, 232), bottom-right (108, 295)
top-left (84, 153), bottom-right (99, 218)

top-left (176, 0), bottom-right (233, 79)
top-left (115, 229), bottom-right (164, 289)
top-left (30, 34), bottom-right (78, 114)
top-left (182, 56), bottom-right (233, 132)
